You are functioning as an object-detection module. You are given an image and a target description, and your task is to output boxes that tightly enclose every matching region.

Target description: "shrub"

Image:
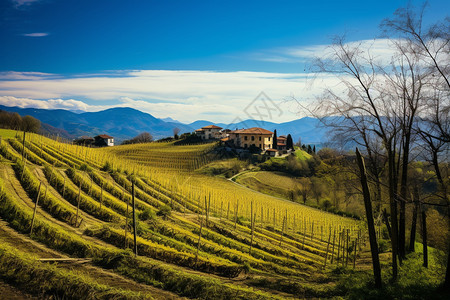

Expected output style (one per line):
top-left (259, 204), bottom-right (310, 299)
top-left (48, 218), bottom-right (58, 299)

top-left (157, 205), bottom-right (171, 220)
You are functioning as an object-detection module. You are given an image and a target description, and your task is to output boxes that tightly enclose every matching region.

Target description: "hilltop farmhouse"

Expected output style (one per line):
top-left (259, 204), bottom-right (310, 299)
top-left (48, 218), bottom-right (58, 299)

top-left (194, 124), bottom-right (295, 156)
top-left (195, 125), bottom-right (224, 140)
top-left (74, 134), bottom-right (114, 147)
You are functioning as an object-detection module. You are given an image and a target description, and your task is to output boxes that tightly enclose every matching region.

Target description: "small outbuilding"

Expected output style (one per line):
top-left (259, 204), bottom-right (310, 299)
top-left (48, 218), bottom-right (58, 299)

top-left (265, 148), bottom-right (278, 157)
top-left (94, 134), bottom-right (114, 147)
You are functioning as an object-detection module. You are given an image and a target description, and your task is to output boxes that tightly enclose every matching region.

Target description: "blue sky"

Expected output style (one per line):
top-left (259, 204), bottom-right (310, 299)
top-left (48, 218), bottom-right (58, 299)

top-left (0, 0), bottom-right (448, 122)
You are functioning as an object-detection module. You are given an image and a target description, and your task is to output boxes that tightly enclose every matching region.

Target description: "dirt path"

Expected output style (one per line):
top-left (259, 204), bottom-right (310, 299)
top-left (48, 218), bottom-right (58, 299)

top-left (0, 280), bottom-right (37, 300)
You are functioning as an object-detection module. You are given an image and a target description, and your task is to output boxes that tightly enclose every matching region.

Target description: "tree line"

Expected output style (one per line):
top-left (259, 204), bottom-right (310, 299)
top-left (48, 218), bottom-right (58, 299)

top-left (303, 4), bottom-right (449, 289)
top-left (0, 110), bottom-right (41, 133)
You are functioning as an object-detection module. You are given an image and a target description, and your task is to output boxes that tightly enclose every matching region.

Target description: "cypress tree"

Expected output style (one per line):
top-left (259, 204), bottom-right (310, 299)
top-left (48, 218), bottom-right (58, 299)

top-left (286, 134), bottom-right (293, 150)
top-left (272, 129), bottom-right (278, 149)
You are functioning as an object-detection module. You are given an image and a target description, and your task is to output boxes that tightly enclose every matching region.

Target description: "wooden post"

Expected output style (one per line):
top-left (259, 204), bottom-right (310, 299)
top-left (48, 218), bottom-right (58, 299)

top-left (30, 182), bottom-right (42, 234)
top-left (124, 192), bottom-right (129, 249)
top-left (331, 229), bottom-right (336, 264)
top-left (99, 182), bottom-right (103, 210)
top-left (323, 230), bottom-right (331, 268)
top-left (345, 229), bottom-right (350, 266)
top-left (249, 201), bottom-right (254, 254)
top-left (234, 201), bottom-right (238, 230)
top-left (195, 215), bottom-right (204, 266)
top-left (302, 231), bottom-right (306, 250)
top-left (353, 240), bottom-right (357, 269)
top-left (279, 215), bottom-right (286, 247)
top-left (132, 180), bottom-right (138, 256)
top-left (22, 131), bottom-right (26, 161)
top-left (62, 176), bottom-right (66, 199)
top-left (75, 182), bottom-right (81, 226)
top-left (219, 201), bottom-right (223, 221)
top-left (337, 231), bottom-right (342, 264)
top-left (227, 202), bottom-right (230, 220)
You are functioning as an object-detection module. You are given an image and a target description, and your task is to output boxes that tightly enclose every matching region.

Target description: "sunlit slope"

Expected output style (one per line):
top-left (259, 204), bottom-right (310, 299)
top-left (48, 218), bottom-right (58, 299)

top-left (0, 129), bottom-right (371, 299)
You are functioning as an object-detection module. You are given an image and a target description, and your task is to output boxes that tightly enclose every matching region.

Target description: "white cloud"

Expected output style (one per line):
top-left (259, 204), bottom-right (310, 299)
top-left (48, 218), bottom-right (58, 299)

top-left (0, 96), bottom-right (95, 111)
top-left (0, 69), bottom-right (317, 123)
top-left (0, 71), bottom-right (56, 80)
top-left (12, 0), bottom-right (40, 7)
top-left (22, 32), bottom-right (49, 37)
top-left (256, 39), bottom-right (399, 64)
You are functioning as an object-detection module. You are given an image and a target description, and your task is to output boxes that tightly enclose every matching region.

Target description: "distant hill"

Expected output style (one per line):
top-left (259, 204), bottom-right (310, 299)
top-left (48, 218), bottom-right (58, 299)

top-left (0, 105), bottom-right (327, 144)
top-left (189, 118), bottom-right (326, 144)
top-left (0, 106), bottom-right (194, 142)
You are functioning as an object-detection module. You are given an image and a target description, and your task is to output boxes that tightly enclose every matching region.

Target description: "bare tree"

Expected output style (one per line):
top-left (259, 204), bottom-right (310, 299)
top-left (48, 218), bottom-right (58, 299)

top-left (173, 127), bottom-right (180, 140)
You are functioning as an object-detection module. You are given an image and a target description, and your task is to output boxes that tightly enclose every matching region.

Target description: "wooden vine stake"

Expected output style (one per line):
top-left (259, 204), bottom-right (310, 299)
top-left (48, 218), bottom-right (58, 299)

top-left (249, 201), bottom-right (254, 254)
top-left (132, 179), bottom-right (138, 256)
top-left (30, 182), bottom-right (42, 235)
top-left (75, 182), bottom-right (81, 227)
top-left (195, 213), bottom-right (204, 267)
top-left (124, 190), bottom-right (129, 249)
top-left (323, 230), bottom-right (331, 268)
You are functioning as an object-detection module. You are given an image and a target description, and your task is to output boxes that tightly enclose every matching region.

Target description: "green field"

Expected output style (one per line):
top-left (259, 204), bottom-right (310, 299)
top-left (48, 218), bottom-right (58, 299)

top-left (0, 128), bottom-right (443, 299)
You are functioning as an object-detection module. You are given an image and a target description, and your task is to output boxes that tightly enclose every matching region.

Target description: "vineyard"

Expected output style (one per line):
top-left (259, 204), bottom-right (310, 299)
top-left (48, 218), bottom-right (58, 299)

top-left (0, 129), bottom-right (374, 299)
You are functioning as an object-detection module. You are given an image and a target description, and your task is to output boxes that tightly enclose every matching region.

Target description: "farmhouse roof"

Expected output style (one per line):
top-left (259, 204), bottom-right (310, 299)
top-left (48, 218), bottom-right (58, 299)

top-left (220, 137), bottom-right (230, 142)
top-left (79, 136), bottom-right (94, 140)
top-left (96, 134), bottom-right (113, 139)
top-left (278, 143), bottom-right (286, 146)
top-left (278, 135), bottom-right (287, 139)
top-left (266, 148), bottom-right (278, 152)
top-left (201, 125), bottom-right (223, 129)
top-left (231, 127), bottom-right (273, 135)
top-left (195, 128), bottom-right (204, 132)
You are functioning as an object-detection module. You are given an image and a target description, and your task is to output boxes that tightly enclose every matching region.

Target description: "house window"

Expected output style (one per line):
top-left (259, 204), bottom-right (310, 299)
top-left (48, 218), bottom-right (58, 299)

top-left (268, 137), bottom-right (271, 141)
top-left (244, 136), bottom-right (248, 141)
top-left (244, 144), bottom-right (248, 148)
top-left (251, 136), bottom-right (255, 141)
top-left (259, 136), bottom-right (261, 141)
top-left (259, 144), bottom-right (262, 148)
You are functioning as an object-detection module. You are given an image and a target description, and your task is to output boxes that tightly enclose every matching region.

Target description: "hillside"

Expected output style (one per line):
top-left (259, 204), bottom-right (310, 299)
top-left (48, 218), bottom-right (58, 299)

top-left (0, 129), bottom-right (373, 299)
top-left (0, 105), bottom-right (328, 144)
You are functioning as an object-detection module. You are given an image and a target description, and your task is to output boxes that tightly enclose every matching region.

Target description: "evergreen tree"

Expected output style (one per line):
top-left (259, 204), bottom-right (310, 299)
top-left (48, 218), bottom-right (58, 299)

top-left (272, 129), bottom-right (278, 149)
top-left (286, 134), bottom-right (294, 150)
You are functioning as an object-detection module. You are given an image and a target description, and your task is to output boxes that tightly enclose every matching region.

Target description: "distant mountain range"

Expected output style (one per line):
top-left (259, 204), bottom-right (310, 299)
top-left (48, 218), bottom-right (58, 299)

top-left (0, 105), bottom-right (328, 144)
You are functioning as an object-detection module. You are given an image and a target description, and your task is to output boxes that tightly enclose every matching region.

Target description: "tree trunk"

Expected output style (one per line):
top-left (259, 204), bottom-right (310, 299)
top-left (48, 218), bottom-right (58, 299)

top-left (388, 146), bottom-right (399, 281)
top-left (409, 189), bottom-right (419, 252)
top-left (421, 204), bottom-right (428, 268)
top-left (383, 208), bottom-right (392, 239)
top-left (356, 148), bottom-right (382, 288)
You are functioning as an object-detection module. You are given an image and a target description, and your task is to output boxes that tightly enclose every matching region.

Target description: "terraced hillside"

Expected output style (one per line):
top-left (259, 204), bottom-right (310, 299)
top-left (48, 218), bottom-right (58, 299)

top-left (0, 129), bottom-right (373, 299)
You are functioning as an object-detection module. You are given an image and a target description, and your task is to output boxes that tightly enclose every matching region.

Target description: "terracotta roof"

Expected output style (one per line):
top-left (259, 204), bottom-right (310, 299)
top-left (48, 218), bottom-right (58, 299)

top-left (266, 148), bottom-right (278, 152)
top-left (201, 125), bottom-right (223, 129)
top-left (195, 129), bottom-right (204, 132)
top-left (79, 136), bottom-right (94, 140)
top-left (220, 137), bottom-right (231, 142)
top-left (277, 143), bottom-right (286, 147)
top-left (278, 135), bottom-right (287, 138)
top-left (231, 127), bottom-right (273, 135)
top-left (96, 134), bottom-right (113, 139)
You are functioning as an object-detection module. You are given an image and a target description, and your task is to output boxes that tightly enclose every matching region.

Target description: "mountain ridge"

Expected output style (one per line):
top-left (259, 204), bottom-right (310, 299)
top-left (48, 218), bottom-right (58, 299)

top-left (0, 105), bottom-right (326, 144)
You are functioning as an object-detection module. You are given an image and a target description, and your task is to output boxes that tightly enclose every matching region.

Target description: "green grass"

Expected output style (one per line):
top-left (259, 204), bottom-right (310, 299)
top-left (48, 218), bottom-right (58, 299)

top-left (0, 129), bottom-right (20, 139)
top-left (294, 149), bottom-right (312, 161)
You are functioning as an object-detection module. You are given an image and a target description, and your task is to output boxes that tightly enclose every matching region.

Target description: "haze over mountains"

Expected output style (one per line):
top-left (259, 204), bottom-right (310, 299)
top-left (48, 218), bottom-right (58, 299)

top-left (0, 105), bottom-right (327, 144)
